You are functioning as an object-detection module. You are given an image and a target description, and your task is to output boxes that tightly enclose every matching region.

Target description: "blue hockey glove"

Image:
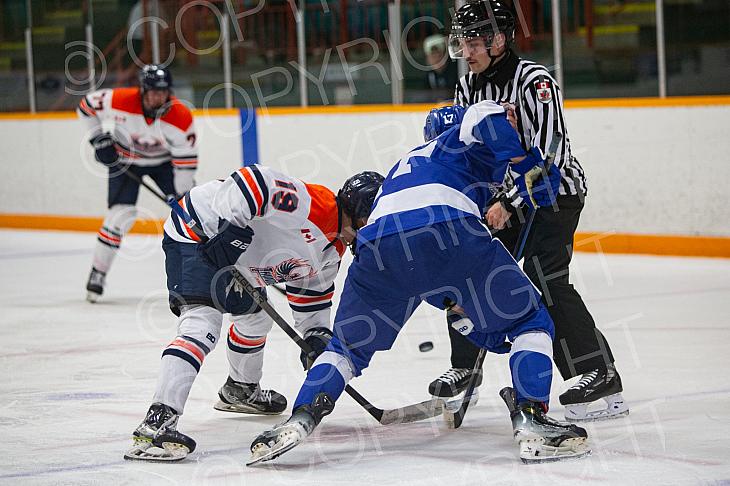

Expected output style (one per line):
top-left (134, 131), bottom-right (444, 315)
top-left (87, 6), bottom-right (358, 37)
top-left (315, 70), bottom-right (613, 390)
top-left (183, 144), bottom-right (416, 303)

top-left (300, 327), bottom-right (333, 370)
top-left (531, 163), bottom-right (561, 207)
top-left (91, 132), bottom-right (119, 166)
top-left (199, 221), bottom-right (254, 269)
top-left (512, 147), bottom-right (559, 209)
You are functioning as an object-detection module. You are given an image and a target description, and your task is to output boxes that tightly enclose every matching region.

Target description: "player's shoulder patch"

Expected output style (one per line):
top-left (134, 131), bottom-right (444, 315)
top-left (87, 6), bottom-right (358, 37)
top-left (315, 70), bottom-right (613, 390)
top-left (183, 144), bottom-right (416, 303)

top-left (162, 99), bottom-right (194, 131)
top-left (110, 87), bottom-right (143, 114)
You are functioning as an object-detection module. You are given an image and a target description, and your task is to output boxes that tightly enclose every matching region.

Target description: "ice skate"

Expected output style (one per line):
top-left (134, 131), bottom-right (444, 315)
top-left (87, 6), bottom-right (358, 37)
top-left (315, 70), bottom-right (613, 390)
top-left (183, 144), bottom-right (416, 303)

top-left (247, 393), bottom-right (333, 466)
top-left (428, 367), bottom-right (483, 398)
top-left (85, 267), bottom-right (106, 303)
top-left (500, 387), bottom-right (590, 464)
top-left (124, 403), bottom-right (196, 462)
top-left (559, 364), bottom-right (629, 422)
top-left (214, 377), bottom-right (287, 415)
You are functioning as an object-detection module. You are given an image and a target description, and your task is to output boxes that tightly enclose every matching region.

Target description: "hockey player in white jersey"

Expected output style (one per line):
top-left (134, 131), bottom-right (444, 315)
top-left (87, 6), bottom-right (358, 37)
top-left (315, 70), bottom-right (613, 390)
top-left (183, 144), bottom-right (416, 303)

top-left (124, 165), bottom-right (383, 462)
top-left (78, 65), bottom-right (198, 302)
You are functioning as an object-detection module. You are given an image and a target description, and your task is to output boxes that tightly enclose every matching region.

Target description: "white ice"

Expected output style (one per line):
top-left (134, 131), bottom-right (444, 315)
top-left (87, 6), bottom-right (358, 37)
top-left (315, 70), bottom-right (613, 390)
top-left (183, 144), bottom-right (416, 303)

top-left (1, 228), bottom-right (729, 485)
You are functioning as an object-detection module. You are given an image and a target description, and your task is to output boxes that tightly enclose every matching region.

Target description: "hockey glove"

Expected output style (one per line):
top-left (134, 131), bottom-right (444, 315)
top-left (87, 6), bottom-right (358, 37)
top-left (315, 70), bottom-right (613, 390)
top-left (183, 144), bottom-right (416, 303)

top-left (300, 327), bottom-right (333, 370)
top-left (91, 132), bottom-right (119, 166)
top-left (199, 220), bottom-right (254, 270)
top-left (512, 147), bottom-right (559, 209)
top-left (531, 163), bottom-right (561, 208)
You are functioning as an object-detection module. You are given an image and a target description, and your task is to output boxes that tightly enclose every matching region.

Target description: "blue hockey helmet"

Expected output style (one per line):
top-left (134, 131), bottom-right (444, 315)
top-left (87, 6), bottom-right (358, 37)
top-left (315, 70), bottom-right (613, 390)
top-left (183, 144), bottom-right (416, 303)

top-left (423, 104), bottom-right (466, 142)
top-left (139, 64), bottom-right (173, 92)
top-left (338, 171), bottom-right (384, 222)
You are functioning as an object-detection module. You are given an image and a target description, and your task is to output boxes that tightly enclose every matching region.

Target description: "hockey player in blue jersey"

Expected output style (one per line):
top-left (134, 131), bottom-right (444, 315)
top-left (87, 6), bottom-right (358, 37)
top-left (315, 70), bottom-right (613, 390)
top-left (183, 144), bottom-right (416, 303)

top-left (248, 100), bottom-right (590, 465)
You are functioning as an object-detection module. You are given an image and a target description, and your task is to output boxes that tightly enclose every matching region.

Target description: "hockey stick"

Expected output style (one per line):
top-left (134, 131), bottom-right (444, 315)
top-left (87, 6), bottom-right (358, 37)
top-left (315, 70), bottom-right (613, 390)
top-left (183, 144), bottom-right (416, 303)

top-left (120, 168), bottom-right (176, 205)
top-left (165, 196), bottom-right (446, 426)
top-left (444, 133), bottom-right (563, 429)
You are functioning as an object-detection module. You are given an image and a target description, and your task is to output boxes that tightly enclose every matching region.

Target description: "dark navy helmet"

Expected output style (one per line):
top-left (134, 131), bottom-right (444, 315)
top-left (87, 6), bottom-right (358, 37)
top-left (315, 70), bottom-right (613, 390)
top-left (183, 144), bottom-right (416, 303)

top-left (338, 171), bottom-right (384, 222)
top-left (424, 104), bottom-right (466, 142)
top-left (139, 64), bottom-right (173, 92)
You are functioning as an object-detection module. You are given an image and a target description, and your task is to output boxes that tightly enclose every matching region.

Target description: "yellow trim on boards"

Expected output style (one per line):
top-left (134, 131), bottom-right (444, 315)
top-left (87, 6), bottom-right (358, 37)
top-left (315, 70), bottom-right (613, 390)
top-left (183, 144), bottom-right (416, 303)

top-left (1, 214), bottom-right (729, 258)
top-left (0, 96), bottom-right (728, 121)
top-left (0, 214), bottom-right (164, 235)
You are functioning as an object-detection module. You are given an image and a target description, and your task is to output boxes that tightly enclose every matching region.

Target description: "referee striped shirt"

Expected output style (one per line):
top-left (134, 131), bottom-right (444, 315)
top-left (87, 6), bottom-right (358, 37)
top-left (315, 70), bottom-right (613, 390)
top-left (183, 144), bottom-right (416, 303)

top-left (454, 51), bottom-right (587, 197)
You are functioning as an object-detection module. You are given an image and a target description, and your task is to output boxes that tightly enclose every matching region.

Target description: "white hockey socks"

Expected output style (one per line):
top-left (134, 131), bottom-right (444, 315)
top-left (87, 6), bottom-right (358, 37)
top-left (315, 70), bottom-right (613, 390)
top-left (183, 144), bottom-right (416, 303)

top-left (152, 306), bottom-right (221, 413)
top-left (92, 204), bottom-right (137, 273)
top-left (226, 313), bottom-right (272, 384)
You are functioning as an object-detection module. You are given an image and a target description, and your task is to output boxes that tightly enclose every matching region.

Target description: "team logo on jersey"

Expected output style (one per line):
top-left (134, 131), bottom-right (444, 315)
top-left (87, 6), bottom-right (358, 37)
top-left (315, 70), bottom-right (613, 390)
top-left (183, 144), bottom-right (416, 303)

top-left (131, 134), bottom-right (164, 153)
top-left (249, 258), bottom-right (316, 286)
top-left (535, 80), bottom-right (552, 104)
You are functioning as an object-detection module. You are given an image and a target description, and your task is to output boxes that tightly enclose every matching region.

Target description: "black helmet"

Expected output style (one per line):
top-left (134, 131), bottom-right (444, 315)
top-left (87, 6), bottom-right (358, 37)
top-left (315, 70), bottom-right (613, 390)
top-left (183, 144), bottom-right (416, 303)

top-left (338, 171), bottom-right (384, 221)
top-left (449, 1), bottom-right (516, 58)
top-left (139, 64), bottom-right (173, 92)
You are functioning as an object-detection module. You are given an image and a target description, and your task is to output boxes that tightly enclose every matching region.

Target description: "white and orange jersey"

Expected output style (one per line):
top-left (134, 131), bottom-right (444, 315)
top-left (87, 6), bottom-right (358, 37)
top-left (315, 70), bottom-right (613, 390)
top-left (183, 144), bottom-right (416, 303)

top-left (77, 87), bottom-right (198, 170)
top-left (164, 165), bottom-right (345, 332)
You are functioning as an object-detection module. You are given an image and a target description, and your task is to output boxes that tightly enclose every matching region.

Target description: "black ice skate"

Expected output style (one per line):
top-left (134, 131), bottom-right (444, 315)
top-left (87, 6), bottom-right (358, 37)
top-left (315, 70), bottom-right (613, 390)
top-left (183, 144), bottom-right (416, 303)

top-left (85, 267), bottom-right (106, 303)
top-left (559, 364), bottom-right (629, 422)
top-left (214, 377), bottom-right (287, 415)
top-left (247, 392), bottom-right (334, 466)
top-left (124, 403), bottom-right (196, 462)
top-left (500, 387), bottom-right (590, 464)
top-left (428, 367), bottom-right (483, 398)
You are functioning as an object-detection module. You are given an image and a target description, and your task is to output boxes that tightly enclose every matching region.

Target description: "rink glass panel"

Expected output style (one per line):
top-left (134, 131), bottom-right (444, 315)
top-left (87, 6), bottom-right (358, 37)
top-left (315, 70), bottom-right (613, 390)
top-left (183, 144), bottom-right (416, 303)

top-left (1, 0), bottom-right (728, 112)
top-left (663, 0), bottom-right (730, 96)
top-left (0, 0), bottom-right (32, 111)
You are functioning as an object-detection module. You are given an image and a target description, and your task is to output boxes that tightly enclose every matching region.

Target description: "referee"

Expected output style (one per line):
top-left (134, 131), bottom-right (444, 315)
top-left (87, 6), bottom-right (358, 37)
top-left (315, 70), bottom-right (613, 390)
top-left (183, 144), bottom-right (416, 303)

top-left (428, 0), bottom-right (628, 421)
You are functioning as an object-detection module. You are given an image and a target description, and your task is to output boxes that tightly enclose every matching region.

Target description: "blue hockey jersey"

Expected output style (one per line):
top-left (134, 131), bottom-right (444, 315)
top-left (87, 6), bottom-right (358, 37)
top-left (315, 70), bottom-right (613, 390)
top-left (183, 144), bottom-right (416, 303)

top-left (358, 101), bottom-right (525, 243)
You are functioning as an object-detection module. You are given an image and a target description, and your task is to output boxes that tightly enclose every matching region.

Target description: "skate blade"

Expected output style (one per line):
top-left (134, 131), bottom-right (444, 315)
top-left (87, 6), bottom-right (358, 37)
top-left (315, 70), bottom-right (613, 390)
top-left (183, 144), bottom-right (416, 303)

top-left (565, 409), bottom-right (629, 422)
top-left (214, 400), bottom-right (284, 415)
top-left (86, 291), bottom-right (100, 303)
top-left (519, 437), bottom-right (591, 464)
top-left (123, 438), bottom-right (190, 462)
top-left (246, 436), bottom-right (300, 466)
top-left (564, 393), bottom-right (630, 422)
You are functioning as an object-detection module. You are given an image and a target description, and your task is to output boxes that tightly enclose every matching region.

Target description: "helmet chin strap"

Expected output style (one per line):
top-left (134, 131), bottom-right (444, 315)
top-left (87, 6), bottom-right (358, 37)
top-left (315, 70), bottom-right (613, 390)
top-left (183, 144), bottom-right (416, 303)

top-left (482, 47), bottom-right (511, 79)
top-left (335, 195), bottom-right (358, 255)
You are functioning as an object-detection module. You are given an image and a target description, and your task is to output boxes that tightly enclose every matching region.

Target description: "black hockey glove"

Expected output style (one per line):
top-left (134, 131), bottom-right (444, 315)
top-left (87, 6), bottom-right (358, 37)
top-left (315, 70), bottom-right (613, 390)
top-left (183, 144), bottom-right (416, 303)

top-left (300, 327), bottom-right (333, 370)
top-left (91, 132), bottom-right (119, 166)
top-left (199, 220), bottom-right (254, 270)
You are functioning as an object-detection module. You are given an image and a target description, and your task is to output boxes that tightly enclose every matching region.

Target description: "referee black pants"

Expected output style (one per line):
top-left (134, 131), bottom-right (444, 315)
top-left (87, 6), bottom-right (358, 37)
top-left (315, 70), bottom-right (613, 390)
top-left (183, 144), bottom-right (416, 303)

top-left (448, 195), bottom-right (616, 380)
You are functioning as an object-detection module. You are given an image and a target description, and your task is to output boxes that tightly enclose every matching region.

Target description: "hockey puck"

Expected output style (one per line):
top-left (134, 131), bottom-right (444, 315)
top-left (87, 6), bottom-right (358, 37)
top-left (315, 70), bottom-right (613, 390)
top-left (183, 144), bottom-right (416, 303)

top-left (419, 341), bottom-right (434, 352)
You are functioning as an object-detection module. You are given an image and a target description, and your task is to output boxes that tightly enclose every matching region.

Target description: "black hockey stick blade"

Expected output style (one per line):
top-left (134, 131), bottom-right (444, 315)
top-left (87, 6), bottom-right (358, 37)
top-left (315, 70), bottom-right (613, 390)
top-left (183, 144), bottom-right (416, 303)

top-left (444, 347), bottom-right (487, 429)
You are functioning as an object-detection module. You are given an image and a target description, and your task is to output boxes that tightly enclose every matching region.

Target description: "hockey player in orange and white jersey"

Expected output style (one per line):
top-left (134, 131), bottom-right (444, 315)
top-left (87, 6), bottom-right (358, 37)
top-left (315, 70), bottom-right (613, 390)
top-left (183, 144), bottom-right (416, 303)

top-left (78, 65), bottom-right (198, 302)
top-left (123, 165), bottom-right (383, 462)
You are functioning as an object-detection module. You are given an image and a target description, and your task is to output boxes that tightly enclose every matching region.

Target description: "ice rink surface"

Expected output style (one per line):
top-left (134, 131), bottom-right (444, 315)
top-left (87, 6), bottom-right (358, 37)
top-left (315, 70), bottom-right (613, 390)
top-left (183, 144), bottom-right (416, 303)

top-left (1, 228), bottom-right (729, 485)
